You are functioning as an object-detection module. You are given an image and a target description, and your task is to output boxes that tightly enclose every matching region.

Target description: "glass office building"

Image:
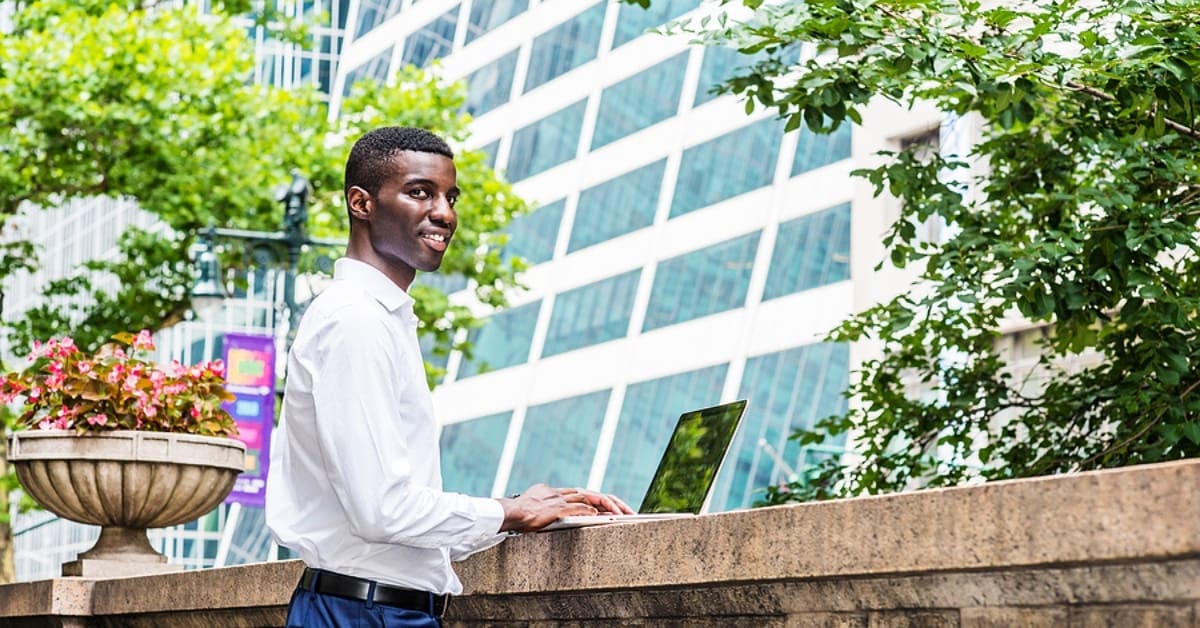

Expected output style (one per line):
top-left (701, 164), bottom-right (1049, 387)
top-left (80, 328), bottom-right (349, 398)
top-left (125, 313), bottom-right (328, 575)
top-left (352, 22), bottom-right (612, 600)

top-left (8, 0), bottom-right (958, 581)
top-left (331, 0), bottom-right (948, 512)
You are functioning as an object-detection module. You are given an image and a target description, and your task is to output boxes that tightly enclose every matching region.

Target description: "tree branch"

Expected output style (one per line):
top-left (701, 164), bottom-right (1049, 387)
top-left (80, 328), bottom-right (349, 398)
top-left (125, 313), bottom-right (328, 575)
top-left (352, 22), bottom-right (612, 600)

top-left (867, 3), bottom-right (1200, 142)
top-left (1062, 82), bottom-right (1200, 141)
top-left (1072, 376), bottom-right (1200, 470)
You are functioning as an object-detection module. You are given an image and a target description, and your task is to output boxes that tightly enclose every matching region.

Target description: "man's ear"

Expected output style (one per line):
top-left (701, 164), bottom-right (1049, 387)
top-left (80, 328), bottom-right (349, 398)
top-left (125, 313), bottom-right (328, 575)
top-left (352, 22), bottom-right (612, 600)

top-left (346, 186), bottom-right (373, 221)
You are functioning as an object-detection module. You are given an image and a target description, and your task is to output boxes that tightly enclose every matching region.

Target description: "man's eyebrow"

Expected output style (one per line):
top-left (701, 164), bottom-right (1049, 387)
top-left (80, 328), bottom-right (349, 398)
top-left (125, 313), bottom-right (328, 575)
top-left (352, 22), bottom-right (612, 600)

top-left (403, 177), bottom-right (458, 196)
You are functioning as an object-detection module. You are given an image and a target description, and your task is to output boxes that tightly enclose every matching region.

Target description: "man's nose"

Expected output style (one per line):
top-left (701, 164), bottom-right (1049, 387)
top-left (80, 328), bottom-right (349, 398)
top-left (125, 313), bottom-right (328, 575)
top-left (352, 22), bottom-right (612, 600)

top-left (430, 196), bottom-right (456, 226)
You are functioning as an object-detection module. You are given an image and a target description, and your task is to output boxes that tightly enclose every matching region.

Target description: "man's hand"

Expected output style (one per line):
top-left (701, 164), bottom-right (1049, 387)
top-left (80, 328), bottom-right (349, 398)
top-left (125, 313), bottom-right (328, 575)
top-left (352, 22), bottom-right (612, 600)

top-left (497, 484), bottom-right (635, 533)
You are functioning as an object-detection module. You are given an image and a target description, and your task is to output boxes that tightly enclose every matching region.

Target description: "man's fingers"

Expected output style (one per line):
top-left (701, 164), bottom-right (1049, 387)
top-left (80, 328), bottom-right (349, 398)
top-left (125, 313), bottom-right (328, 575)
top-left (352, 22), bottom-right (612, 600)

top-left (563, 503), bottom-right (598, 516)
top-left (608, 494), bottom-right (635, 515)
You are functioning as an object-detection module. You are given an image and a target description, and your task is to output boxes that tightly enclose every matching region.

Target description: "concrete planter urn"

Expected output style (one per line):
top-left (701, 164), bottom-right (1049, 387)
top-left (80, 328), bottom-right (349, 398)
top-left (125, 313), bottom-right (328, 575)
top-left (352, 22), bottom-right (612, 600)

top-left (7, 430), bottom-right (246, 577)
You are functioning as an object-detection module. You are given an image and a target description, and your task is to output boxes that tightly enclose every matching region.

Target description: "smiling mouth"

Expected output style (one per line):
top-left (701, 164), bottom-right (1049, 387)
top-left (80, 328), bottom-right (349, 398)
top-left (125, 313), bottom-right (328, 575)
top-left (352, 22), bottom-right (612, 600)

top-left (421, 233), bottom-right (450, 251)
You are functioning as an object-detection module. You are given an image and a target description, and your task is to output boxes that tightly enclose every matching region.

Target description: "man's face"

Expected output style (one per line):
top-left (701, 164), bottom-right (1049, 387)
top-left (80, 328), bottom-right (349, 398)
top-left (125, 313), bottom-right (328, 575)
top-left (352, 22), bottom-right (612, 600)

top-left (357, 150), bottom-right (459, 287)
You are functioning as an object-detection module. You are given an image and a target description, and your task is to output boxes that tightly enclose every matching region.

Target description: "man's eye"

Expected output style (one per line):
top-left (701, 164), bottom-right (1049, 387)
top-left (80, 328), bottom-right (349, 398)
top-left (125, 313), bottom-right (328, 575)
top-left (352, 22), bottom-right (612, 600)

top-left (448, 196), bottom-right (459, 207)
top-left (411, 189), bottom-right (429, 199)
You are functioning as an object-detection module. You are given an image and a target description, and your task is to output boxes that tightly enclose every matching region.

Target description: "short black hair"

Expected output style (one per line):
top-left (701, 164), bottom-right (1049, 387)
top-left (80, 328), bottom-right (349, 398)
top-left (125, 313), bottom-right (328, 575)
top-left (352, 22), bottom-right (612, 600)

top-left (344, 127), bottom-right (454, 198)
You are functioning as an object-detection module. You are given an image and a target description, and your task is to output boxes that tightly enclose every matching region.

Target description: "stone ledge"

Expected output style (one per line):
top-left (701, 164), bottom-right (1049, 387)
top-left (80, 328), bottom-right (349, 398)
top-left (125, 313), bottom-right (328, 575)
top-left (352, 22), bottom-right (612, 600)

top-left (1, 459), bottom-right (1197, 627)
top-left (1, 579), bottom-right (93, 618)
top-left (457, 458), bottom-right (1200, 593)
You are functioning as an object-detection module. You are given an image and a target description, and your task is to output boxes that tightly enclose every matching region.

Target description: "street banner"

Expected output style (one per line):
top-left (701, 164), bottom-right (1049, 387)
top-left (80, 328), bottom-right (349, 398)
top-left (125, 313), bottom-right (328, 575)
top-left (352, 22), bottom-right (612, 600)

top-left (221, 332), bottom-right (277, 507)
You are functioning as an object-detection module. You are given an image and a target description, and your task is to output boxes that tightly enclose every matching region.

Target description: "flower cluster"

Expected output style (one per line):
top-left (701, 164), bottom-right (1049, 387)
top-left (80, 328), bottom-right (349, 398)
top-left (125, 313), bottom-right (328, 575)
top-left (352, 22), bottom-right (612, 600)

top-left (0, 330), bottom-right (238, 437)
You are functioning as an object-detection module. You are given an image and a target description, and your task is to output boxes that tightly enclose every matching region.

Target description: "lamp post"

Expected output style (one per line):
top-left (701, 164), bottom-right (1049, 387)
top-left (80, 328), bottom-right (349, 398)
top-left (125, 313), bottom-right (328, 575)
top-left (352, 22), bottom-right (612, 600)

top-left (189, 171), bottom-right (344, 348)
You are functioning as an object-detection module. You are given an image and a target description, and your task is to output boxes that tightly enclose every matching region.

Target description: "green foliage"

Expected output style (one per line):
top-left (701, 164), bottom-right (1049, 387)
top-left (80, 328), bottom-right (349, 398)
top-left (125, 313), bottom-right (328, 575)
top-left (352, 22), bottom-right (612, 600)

top-left (0, 2), bottom-right (528, 389)
top-left (642, 0), bottom-right (1200, 501)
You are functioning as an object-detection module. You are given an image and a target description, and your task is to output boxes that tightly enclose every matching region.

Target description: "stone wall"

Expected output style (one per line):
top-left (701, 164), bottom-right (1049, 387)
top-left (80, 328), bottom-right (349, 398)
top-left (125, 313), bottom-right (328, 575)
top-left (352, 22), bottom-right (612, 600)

top-left (2, 459), bottom-right (1198, 627)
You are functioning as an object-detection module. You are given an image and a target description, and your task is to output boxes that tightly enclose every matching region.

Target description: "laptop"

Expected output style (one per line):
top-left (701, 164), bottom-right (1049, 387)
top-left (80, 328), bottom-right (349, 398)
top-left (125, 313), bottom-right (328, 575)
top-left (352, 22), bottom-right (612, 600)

top-left (540, 399), bottom-right (748, 531)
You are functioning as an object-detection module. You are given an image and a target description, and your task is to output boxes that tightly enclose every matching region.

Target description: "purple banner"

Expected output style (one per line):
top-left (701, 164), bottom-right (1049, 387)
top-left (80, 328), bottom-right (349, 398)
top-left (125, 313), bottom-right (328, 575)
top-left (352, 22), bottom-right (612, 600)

top-left (221, 332), bottom-right (277, 508)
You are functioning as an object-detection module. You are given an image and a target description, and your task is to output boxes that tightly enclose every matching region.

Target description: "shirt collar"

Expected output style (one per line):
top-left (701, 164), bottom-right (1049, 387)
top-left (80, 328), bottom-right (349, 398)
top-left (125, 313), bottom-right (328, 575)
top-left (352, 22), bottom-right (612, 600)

top-left (333, 258), bottom-right (416, 317)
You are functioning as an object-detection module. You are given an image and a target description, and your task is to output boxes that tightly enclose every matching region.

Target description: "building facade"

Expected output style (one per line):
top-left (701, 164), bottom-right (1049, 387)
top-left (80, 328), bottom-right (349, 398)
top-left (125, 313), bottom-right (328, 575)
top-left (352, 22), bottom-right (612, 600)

top-left (332, 0), bottom-right (948, 512)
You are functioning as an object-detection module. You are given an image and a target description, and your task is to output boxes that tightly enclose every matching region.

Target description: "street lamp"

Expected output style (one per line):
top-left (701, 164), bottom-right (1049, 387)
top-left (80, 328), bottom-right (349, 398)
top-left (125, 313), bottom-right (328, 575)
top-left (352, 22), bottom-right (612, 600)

top-left (188, 171), bottom-right (344, 347)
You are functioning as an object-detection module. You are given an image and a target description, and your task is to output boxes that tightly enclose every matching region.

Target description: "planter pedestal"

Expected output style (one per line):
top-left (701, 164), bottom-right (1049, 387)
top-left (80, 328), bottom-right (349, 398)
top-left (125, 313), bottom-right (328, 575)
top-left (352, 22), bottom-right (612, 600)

top-left (63, 527), bottom-right (183, 577)
top-left (8, 430), bottom-right (246, 577)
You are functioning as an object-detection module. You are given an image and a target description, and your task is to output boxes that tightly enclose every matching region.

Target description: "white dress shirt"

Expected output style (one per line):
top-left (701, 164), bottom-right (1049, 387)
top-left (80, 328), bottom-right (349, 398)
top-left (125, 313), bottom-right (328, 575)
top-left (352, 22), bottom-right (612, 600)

top-left (266, 258), bottom-right (506, 595)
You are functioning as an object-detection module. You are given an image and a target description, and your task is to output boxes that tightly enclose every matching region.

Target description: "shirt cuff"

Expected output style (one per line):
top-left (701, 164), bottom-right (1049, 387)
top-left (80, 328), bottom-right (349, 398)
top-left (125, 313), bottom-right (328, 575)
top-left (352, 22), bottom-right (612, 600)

top-left (472, 496), bottom-right (506, 536)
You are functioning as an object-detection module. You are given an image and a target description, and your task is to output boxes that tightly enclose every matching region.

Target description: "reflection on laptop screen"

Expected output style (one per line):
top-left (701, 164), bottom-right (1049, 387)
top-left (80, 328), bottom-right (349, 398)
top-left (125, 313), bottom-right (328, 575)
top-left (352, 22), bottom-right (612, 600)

top-left (638, 400), bottom-right (748, 514)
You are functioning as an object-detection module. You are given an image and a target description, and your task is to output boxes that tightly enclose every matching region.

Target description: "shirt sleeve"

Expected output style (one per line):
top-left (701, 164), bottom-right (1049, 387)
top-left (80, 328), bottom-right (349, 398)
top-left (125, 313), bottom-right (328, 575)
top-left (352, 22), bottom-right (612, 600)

top-left (449, 530), bottom-right (508, 562)
top-left (308, 306), bottom-right (505, 549)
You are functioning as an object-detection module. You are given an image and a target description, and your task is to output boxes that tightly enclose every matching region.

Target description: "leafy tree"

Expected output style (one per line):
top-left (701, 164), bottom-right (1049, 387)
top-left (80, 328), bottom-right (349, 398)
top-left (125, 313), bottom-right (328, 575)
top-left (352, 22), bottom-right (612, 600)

top-left (0, 0), bottom-right (527, 581)
top-left (626, 0), bottom-right (1200, 501)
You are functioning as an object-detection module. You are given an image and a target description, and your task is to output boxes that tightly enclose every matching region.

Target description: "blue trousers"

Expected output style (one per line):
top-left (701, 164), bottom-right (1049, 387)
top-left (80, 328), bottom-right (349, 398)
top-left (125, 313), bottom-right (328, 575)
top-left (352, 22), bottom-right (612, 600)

top-left (285, 587), bottom-right (442, 628)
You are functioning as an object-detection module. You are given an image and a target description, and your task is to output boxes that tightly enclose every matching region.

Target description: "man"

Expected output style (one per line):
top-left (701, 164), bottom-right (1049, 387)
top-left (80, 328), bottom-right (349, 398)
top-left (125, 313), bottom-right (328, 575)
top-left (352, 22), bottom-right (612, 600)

top-left (265, 127), bottom-right (631, 627)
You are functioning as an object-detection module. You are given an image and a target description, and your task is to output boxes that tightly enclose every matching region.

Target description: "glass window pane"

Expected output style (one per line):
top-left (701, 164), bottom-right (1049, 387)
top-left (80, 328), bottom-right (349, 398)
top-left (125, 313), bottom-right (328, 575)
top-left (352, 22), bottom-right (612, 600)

top-left (763, 203), bottom-right (851, 300)
top-left (503, 198), bottom-right (565, 266)
top-left (465, 48), bottom-right (519, 117)
top-left (353, 0), bottom-right (403, 39)
top-left (670, 118), bottom-right (783, 218)
top-left (507, 99), bottom-right (587, 181)
top-left (568, 160), bottom-right (665, 253)
top-left (478, 139), bottom-right (500, 169)
top-left (505, 390), bottom-right (610, 494)
top-left (694, 44), bottom-right (802, 107)
top-left (440, 411), bottom-right (512, 496)
top-left (792, 123), bottom-right (852, 176)
top-left (601, 364), bottom-right (728, 505)
top-left (465, 0), bottom-right (527, 44)
top-left (591, 52), bottom-right (688, 150)
top-left (708, 343), bottom-right (850, 511)
top-left (524, 3), bottom-right (605, 93)
top-left (643, 231), bottom-right (761, 332)
top-left (612, 0), bottom-right (697, 48)
top-left (401, 5), bottom-right (459, 69)
top-left (457, 300), bottom-right (541, 378)
top-left (341, 46), bottom-right (393, 98)
top-left (543, 269), bottom-right (641, 357)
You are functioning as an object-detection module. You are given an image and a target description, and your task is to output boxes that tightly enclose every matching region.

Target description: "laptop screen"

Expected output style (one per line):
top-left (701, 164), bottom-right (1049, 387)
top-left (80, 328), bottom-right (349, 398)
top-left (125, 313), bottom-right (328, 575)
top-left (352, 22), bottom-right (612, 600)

top-left (638, 400), bottom-right (748, 514)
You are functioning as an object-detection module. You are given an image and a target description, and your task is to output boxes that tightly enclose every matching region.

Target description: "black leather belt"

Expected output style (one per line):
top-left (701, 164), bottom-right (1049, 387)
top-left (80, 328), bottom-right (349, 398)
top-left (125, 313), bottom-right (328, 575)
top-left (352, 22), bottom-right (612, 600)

top-left (299, 567), bottom-right (450, 617)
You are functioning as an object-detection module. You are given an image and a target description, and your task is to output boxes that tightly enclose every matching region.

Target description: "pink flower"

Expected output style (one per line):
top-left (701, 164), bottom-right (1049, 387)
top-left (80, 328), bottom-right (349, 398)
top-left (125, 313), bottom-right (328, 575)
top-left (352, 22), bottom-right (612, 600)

top-left (133, 330), bottom-right (154, 351)
top-left (44, 372), bottom-right (65, 390)
top-left (6, 331), bottom-right (236, 437)
top-left (206, 360), bottom-right (226, 378)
